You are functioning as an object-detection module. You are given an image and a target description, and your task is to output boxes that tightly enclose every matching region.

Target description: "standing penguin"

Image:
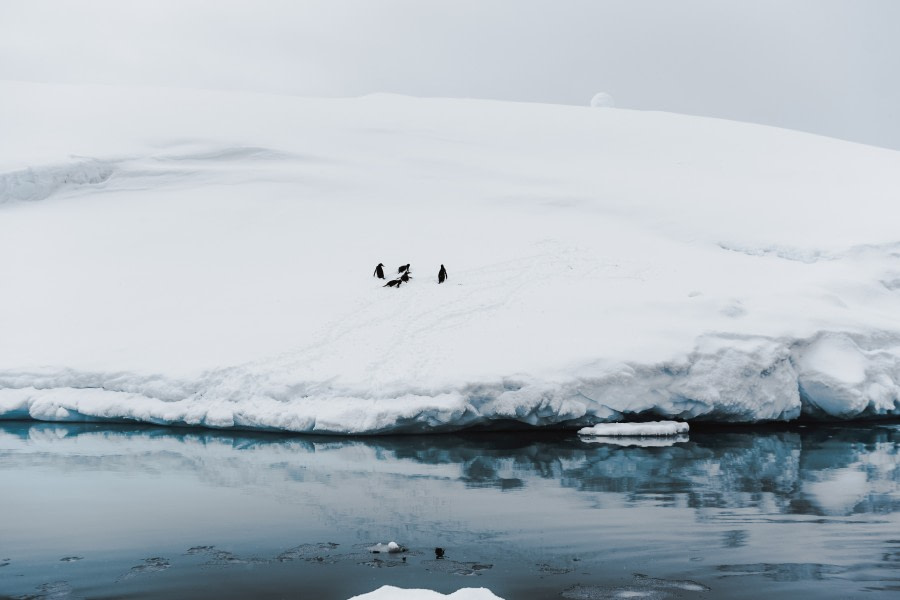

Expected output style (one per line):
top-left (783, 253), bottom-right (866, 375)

top-left (373, 263), bottom-right (385, 279)
top-left (438, 264), bottom-right (448, 284)
top-left (398, 264), bottom-right (410, 274)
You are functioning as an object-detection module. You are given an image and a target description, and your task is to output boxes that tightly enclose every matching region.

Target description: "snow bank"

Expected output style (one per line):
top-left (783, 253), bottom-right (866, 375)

top-left (1, 81), bottom-right (899, 433)
top-left (348, 586), bottom-right (503, 600)
top-left (578, 421), bottom-right (689, 437)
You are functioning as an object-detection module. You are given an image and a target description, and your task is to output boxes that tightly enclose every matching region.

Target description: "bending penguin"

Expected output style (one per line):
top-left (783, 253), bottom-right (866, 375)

top-left (384, 278), bottom-right (402, 288)
top-left (438, 264), bottom-right (448, 284)
top-left (373, 263), bottom-right (385, 279)
top-left (398, 264), bottom-right (410, 274)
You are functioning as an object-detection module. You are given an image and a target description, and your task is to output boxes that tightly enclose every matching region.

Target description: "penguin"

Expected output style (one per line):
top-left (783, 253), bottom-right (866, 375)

top-left (384, 279), bottom-right (402, 288)
top-left (398, 264), bottom-right (410, 274)
top-left (438, 264), bottom-right (448, 284)
top-left (435, 547), bottom-right (445, 559)
top-left (400, 271), bottom-right (411, 283)
top-left (373, 263), bottom-right (385, 279)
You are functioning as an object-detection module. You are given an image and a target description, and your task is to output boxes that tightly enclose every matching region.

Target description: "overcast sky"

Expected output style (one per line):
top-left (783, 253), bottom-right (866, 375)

top-left (2, 0), bottom-right (898, 149)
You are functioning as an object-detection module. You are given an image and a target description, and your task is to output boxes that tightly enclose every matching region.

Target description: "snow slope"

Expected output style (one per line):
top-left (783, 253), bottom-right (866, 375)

top-left (1, 81), bottom-right (899, 433)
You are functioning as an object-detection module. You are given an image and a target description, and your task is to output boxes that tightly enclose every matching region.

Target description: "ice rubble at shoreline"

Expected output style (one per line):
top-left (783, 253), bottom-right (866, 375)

top-left (1, 81), bottom-right (899, 433)
top-left (1, 331), bottom-right (897, 433)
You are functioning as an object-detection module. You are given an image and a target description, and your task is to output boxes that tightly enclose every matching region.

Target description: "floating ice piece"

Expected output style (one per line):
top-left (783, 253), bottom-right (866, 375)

top-left (580, 435), bottom-right (689, 447)
top-left (368, 541), bottom-right (406, 553)
top-left (578, 421), bottom-right (689, 437)
top-left (348, 585), bottom-right (504, 600)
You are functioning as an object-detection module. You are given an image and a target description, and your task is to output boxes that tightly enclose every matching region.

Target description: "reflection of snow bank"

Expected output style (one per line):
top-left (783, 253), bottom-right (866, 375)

top-left (803, 468), bottom-right (868, 515)
top-left (579, 421), bottom-right (689, 437)
top-left (349, 586), bottom-right (504, 600)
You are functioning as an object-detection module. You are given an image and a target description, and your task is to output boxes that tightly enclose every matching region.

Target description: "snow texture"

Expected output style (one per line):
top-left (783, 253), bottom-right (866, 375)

top-left (578, 421), bottom-right (689, 437)
top-left (1, 81), bottom-right (900, 433)
top-left (348, 586), bottom-right (504, 600)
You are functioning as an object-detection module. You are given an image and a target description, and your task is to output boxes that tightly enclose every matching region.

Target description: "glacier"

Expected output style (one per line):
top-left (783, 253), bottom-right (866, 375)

top-left (1, 81), bottom-right (899, 433)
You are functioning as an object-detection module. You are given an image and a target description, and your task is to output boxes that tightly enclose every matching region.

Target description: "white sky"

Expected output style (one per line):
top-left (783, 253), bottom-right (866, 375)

top-left (2, 0), bottom-right (898, 149)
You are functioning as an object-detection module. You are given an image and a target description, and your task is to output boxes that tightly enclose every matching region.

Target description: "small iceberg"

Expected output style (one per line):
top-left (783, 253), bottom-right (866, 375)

top-left (348, 585), bottom-right (504, 599)
top-left (368, 541), bottom-right (406, 554)
top-left (578, 421), bottom-right (689, 437)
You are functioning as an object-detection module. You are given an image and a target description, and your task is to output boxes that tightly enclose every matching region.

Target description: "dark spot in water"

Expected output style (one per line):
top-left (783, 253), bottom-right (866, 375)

top-left (864, 584), bottom-right (900, 592)
top-left (276, 542), bottom-right (340, 563)
top-left (183, 545), bottom-right (255, 565)
top-left (561, 574), bottom-right (709, 599)
top-left (536, 563), bottom-right (572, 574)
top-left (633, 573), bottom-right (709, 591)
top-left (562, 583), bottom-right (662, 600)
top-left (15, 581), bottom-right (75, 600)
top-left (59, 557), bottom-right (82, 563)
top-left (13, 581), bottom-right (75, 600)
top-left (359, 557), bottom-right (407, 569)
top-left (716, 562), bottom-right (846, 581)
top-left (207, 551), bottom-right (250, 565)
top-left (117, 557), bottom-right (170, 581)
top-left (421, 559), bottom-right (492, 576)
top-left (722, 529), bottom-right (748, 548)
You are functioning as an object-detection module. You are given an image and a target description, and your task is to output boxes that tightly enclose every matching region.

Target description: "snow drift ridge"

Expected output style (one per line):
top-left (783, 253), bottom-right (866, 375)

top-left (0, 159), bottom-right (116, 203)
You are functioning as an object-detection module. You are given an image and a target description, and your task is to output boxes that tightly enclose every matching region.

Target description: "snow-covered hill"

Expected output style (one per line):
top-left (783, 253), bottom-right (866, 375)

top-left (1, 81), bottom-right (899, 432)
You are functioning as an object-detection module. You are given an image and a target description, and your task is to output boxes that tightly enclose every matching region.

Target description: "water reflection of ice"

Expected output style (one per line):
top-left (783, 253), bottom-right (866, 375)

top-left (0, 424), bottom-right (897, 518)
top-left (1, 423), bottom-right (898, 599)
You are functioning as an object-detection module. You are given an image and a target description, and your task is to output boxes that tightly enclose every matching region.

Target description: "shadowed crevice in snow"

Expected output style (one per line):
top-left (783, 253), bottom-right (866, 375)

top-left (0, 158), bottom-right (117, 203)
top-left (717, 242), bottom-right (834, 263)
top-left (0, 145), bottom-right (311, 205)
top-left (1, 332), bottom-right (898, 434)
top-left (717, 240), bottom-right (900, 264)
top-left (151, 146), bottom-right (303, 163)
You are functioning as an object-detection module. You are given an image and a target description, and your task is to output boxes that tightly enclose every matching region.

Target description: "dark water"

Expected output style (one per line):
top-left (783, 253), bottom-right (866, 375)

top-left (0, 422), bottom-right (898, 600)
